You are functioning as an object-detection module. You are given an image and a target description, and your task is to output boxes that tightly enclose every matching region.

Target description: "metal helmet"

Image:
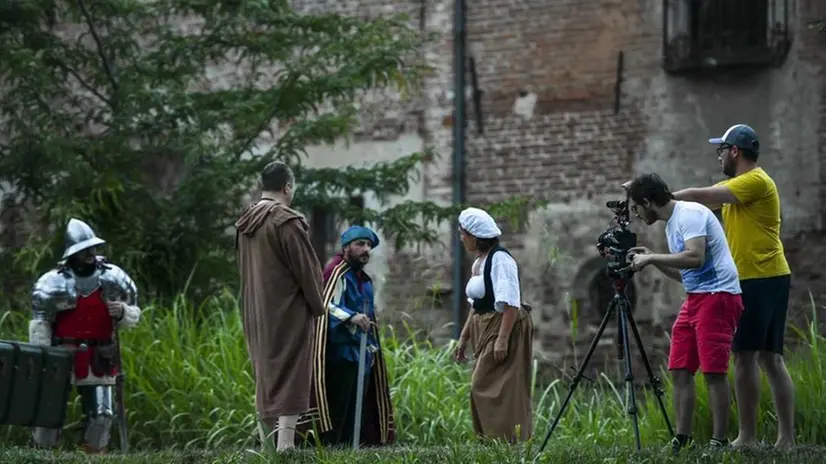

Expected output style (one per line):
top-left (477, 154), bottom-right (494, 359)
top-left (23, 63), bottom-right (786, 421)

top-left (62, 218), bottom-right (106, 259)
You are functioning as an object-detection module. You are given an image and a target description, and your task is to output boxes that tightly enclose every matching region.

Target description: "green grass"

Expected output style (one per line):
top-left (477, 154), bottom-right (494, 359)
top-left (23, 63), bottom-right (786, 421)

top-left (3, 444), bottom-right (826, 463)
top-left (1, 290), bottom-right (825, 462)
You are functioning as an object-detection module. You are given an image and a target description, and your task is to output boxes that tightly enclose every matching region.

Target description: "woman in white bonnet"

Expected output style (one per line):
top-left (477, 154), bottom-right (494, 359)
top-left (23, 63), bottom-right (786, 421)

top-left (453, 207), bottom-right (534, 442)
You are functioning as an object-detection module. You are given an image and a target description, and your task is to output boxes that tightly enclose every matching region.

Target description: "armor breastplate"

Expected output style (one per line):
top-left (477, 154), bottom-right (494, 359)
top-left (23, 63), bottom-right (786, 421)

top-left (31, 257), bottom-right (138, 320)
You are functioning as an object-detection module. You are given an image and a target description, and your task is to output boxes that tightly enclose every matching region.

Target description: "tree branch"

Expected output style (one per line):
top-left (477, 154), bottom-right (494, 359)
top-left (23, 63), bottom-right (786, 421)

top-left (53, 57), bottom-right (113, 107)
top-left (233, 92), bottom-right (285, 162)
top-left (76, 0), bottom-right (119, 95)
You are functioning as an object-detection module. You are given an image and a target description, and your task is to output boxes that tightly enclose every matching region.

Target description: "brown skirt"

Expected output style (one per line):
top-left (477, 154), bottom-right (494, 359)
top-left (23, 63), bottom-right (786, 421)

top-left (468, 308), bottom-right (534, 442)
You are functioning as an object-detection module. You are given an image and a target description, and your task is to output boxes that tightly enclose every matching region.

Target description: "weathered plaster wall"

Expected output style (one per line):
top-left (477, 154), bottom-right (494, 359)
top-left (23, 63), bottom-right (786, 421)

top-left (378, 0), bottom-right (826, 373)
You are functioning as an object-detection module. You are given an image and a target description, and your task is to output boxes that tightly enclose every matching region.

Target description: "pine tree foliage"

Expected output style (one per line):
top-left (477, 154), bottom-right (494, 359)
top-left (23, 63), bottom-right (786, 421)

top-left (0, 0), bottom-right (539, 304)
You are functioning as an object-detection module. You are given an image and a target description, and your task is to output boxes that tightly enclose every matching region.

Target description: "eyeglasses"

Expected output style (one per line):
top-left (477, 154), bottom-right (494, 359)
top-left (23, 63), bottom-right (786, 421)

top-left (716, 144), bottom-right (733, 156)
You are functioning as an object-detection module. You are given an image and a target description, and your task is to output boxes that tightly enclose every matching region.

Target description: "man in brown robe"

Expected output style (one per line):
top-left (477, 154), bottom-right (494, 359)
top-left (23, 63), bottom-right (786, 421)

top-left (235, 161), bottom-right (326, 451)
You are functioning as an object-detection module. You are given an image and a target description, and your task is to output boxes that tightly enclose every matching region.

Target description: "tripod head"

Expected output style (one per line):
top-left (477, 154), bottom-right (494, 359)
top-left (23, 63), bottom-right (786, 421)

top-left (610, 273), bottom-right (631, 296)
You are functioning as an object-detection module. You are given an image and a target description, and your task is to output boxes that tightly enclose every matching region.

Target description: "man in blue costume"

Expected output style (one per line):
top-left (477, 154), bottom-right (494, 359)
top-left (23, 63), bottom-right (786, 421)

top-left (297, 225), bottom-right (396, 447)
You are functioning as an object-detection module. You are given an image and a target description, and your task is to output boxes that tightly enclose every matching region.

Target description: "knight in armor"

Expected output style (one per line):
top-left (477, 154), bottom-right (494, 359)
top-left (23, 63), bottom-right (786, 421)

top-left (28, 218), bottom-right (141, 454)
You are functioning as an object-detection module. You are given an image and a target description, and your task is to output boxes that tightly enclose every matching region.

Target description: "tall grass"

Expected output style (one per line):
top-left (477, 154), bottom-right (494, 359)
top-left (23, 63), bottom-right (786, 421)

top-left (1, 292), bottom-right (825, 451)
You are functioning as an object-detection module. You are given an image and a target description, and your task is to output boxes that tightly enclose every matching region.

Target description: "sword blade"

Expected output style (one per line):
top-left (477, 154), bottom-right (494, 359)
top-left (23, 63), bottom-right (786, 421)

top-left (352, 329), bottom-right (368, 450)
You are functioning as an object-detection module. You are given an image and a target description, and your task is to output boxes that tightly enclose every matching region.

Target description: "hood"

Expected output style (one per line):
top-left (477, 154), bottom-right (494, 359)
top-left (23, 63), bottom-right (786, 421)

top-left (322, 252), bottom-right (345, 282)
top-left (234, 199), bottom-right (307, 246)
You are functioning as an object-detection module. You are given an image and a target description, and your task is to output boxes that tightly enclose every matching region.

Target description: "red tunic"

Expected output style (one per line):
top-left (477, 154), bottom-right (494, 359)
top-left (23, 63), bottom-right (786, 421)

top-left (53, 288), bottom-right (117, 379)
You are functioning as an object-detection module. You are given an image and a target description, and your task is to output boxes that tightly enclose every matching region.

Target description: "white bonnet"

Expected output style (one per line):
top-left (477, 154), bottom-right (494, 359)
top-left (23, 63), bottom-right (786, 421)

top-left (458, 207), bottom-right (502, 239)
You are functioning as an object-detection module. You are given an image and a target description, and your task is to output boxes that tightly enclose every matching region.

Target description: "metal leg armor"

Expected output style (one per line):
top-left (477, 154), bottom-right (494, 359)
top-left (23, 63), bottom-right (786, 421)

top-left (32, 427), bottom-right (61, 447)
top-left (78, 385), bottom-right (115, 452)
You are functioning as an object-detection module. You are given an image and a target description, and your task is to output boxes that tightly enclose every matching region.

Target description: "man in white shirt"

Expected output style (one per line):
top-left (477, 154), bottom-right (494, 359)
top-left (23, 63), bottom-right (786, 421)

top-left (623, 173), bottom-right (744, 453)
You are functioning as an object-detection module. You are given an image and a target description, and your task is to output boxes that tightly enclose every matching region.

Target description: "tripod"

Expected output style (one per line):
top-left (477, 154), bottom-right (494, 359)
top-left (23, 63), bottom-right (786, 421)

top-left (533, 271), bottom-right (674, 460)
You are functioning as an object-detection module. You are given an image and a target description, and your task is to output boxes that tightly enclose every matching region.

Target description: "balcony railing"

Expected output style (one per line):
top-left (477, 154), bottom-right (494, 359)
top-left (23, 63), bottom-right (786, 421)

top-left (663, 0), bottom-right (793, 73)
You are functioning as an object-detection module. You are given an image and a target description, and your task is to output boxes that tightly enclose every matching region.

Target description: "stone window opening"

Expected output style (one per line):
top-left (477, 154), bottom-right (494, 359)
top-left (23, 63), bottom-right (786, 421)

top-left (570, 258), bottom-right (638, 332)
top-left (663, 0), bottom-right (792, 73)
top-left (586, 267), bottom-right (638, 327)
top-left (309, 195), bottom-right (364, 264)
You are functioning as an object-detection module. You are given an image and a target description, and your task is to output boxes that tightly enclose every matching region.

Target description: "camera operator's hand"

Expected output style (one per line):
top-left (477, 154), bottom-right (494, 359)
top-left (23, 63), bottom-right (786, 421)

top-left (628, 246), bottom-right (652, 256)
top-left (628, 247), bottom-right (653, 271)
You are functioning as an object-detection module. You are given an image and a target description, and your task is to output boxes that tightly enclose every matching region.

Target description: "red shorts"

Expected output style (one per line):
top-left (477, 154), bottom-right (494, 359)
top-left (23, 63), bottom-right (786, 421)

top-left (668, 292), bottom-right (744, 374)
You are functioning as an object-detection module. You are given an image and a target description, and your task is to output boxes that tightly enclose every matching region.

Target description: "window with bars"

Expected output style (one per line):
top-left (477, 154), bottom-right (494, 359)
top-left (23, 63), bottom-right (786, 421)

top-left (663, 0), bottom-right (792, 73)
top-left (308, 196), bottom-right (365, 264)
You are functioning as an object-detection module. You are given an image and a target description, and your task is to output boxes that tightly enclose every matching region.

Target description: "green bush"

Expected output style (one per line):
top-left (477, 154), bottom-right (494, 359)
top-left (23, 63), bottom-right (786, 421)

top-left (1, 293), bottom-right (824, 450)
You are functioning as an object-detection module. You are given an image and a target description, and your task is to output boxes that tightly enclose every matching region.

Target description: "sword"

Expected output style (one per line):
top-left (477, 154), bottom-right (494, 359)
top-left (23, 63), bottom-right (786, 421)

top-left (352, 329), bottom-right (368, 450)
top-left (112, 321), bottom-right (128, 453)
top-left (352, 300), bottom-right (369, 450)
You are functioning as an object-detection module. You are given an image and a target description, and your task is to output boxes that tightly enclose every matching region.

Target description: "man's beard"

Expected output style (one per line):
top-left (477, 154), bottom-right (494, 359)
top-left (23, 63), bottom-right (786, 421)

top-left (346, 252), bottom-right (369, 270)
top-left (68, 258), bottom-right (96, 277)
top-left (722, 159), bottom-right (736, 178)
top-left (642, 208), bottom-right (658, 225)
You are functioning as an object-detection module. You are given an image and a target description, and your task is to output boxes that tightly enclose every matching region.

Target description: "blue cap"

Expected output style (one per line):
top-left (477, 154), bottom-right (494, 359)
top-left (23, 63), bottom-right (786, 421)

top-left (341, 225), bottom-right (379, 248)
top-left (708, 124), bottom-right (760, 153)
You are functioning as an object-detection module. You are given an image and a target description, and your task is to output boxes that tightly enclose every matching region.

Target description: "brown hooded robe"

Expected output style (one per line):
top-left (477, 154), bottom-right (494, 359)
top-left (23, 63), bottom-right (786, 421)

top-left (235, 198), bottom-right (326, 428)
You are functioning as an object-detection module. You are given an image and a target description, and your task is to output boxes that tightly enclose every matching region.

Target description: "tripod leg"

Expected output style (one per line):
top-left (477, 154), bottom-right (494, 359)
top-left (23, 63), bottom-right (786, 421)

top-left (626, 309), bottom-right (675, 438)
top-left (616, 300), bottom-right (625, 360)
top-left (533, 299), bottom-right (617, 461)
top-left (617, 301), bottom-right (642, 451)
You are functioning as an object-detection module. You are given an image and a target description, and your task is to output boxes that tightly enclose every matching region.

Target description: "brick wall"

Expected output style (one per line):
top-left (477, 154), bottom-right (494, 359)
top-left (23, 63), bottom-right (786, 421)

top-left (362, 0), bottom-right (826, 363)
top-left (465, 108), bottom-right (643, 204)
top-left (433, 0), bottom-right (826, 368)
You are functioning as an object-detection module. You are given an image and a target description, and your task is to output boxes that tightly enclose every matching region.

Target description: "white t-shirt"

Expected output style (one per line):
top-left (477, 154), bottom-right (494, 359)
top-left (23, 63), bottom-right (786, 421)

top-left (665, 201), bottom-right (741, 294)
top-left (465, 250), bottom-right (521, 312)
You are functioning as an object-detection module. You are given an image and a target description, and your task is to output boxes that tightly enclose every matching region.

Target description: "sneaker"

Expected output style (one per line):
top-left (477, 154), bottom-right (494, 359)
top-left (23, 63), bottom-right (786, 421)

top-left (700, 438), bottom-right (730, 458)
top-left (708, 438), bottom-right (730, 449)
top-left (666, 435), bottom-right (694, 455)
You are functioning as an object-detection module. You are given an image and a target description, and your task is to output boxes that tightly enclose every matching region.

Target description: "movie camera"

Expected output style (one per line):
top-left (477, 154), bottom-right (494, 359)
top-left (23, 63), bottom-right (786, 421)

top-left (596, 194), bottom-right (638, 278)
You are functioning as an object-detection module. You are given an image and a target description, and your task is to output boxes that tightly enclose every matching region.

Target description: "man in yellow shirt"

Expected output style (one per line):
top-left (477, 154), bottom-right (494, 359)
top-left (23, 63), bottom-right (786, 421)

top-left (672, 124), bottom-right (795, 449)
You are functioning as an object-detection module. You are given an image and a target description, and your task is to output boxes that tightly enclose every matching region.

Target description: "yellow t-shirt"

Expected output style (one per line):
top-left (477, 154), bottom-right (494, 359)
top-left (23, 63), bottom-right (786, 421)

top-left (716, 167), bottom-right (791, 280)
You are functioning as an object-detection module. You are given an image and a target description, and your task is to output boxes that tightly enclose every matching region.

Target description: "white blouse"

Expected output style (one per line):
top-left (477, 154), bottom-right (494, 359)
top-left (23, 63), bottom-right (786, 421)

top-left (465, 251), bottom-right (521, 313)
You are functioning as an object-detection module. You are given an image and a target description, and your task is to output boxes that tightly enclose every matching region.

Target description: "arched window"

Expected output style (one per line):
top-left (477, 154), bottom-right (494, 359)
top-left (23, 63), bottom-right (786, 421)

top-left (587, 267), bottom-right (637, 322)
top-left (571, 257), bottom-right (638, 328)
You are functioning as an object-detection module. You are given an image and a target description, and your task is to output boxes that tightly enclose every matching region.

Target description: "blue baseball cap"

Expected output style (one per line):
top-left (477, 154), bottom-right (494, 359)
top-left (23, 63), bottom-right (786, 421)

top-left (708, 124), bottom-right (760, 153)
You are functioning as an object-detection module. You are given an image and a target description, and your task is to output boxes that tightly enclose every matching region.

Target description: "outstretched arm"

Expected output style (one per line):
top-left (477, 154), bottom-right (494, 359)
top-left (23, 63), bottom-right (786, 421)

top-left (674, 171), bottom-right (769, 210)
top-left (673, 186), bottom-right (739, 210)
